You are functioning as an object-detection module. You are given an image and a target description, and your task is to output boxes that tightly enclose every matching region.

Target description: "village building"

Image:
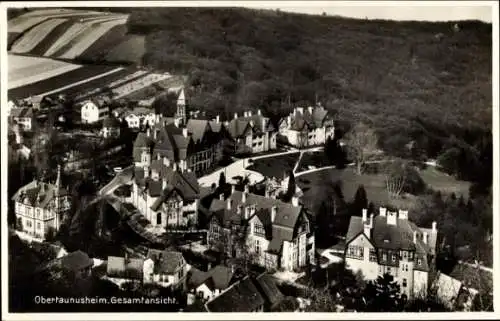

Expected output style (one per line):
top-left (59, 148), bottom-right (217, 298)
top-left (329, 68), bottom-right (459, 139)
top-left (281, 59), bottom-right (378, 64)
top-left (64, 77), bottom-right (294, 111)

top-left (9, 107), bottom-right (34, 131)
top-left (207, 185), bottom-right (315, 271)
top-left (278, 105), bottom-right (335, 148)
top-left (11, 166), bottom-right (70, 240)
top-left (186, 265), bottom-right (235, 304)
top-left (144, 249), bottom-right (189, 289)
top-left (225, 110), bottom-right (277, 155)
top-left (80, 96), bottom-right (110, 124)
top-left (115, 107), bottom-right (156, 129)
top-left (133, 117), bottom-right (225, 175)
top-left (130, 160), bottom-right (200, 228)
top-left (204, 273), bottom-right (284, 312)
top-left (43, 250), bottom-right (94, 279)
top-left (344, 207), bottom-right (438, 300)
top-left (106, 250), bottom-right (189, 289)
top-left (106, 254), bottom-right (145, 287)
top-left (100, 116), bottom-right (121, 139)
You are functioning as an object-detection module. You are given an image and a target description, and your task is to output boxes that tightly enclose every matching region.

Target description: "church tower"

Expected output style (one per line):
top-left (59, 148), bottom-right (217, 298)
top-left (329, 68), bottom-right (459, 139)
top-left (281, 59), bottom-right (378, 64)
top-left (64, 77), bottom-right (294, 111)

top-left (175, 88), bottom-right (186, 126)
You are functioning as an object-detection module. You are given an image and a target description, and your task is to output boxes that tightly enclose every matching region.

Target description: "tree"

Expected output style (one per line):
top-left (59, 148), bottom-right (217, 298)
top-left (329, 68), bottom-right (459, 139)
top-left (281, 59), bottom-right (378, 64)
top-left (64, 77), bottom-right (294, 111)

top-left (44, 226), bottom-right (56, 241)
top-left (273, 296), bottom-right (299, 312)
top-left (364, 273), bottom-right (402, 312)
top-left (218, 172), bottom-right (226, 188)
top-left (351, 185), bottom-right (368, 216)
top-left (344, 123), bottom-right (379, 175)
top-left (283, 170), bottom-right (296, 202)
top-left (305, 286), bottom-right (339, 312)
top-left (383, 159), bottom-right (408, 199)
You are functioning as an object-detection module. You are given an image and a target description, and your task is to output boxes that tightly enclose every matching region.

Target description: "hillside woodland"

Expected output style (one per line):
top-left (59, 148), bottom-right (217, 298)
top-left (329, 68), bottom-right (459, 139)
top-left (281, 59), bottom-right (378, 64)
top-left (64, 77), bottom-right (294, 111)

top-left (84, 7), bottom-right (492, 185)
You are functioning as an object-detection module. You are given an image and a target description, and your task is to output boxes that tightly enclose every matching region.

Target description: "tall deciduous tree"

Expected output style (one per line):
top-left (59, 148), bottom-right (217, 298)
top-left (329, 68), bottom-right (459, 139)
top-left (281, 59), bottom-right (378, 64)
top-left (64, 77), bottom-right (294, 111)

top-left (344, 123), bottom-right (379, 175)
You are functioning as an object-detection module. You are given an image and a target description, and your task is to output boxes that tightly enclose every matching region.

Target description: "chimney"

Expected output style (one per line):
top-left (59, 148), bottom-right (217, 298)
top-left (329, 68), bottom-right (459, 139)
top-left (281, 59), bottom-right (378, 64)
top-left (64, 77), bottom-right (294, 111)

top-left (163, 157), bottom-right (170, 167)
top-left (219, 193), bottom-right (224, 201)
top-left (147, 128), bottom-right (151, 137)
top-left (399, 210), bottom-right (408, 220)
top-left (173, 163), bottom-right (178, 171)
top-left (249, 120), bottom-right (254, 128)
top-left (265, 186), bottom-right (270, 198)
top-left (157, 154), bottom-right (161, 160)
top-left (364, 223), bottom-right (371, 239)
top-left (423, 231), bottom-right (428, 244)
top-left (370, 213), bottom-right (374, 227)
top-left (244, 184), bottom-right (249, 194)
top-left (156, 114), bottom-right (160, 123)
top-left (244, 206), bottom-right (251, 219)
top-left (287, 115), bottom-right (291, 126)
top-left (237, 205), bottom-right (242, 215)
top-left (271, 206), bottom-right (277, 222)
top-left (262, 117), bottom-right (266, 131)
top-left (231, 185), bottom-right (236, 194)
top-left (432, 221), bottom-right (437, 233)
top-left (413, 231), bottom-right (418, 244)
top-left (248, 110), bottom-right (252, 117)
top-left (216, 115), bottom-right (220, 123)
top-left (257, 109), bottom-right (261, 116)
top-left (362, 208), bottom-right (368, 223)
top-left (291, 196), bottom-right (299, 207)
top-left (226, 198), bottom-right (232, 210)
top-left (387, 211), bottom-right (397, 226)
top-left (182, 128), bottom-right (188, 138)
top-left (380, 207), bottom-right (387, 217)
top-left (242, 191), bottom-right (247, 203)
top-left (250, 204), bottom-right (256, 216)
top-left (308, 106), bottom-right (313, 114)
top-left (162, 179), bottom-right (167, 190)
top-left (234, 112), bottom-right (238, 119)
top-left (174, 118), bottom-right (180, 127)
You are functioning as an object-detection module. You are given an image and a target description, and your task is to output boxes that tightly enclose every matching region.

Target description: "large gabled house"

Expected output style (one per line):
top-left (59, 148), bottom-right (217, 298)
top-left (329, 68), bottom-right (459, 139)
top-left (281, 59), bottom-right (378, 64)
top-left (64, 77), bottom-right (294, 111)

top-left (207, 185), bottom-right (315, 272)
top-left (130, 159), bottom-right (200, 228)
top-left (345, 207), bottom-right (438, 300)
top-left (278, 105), bottom-right (334, 148)
top-left (225, 110), bottom-right (277, 155)
top-left (133, 117), bottom-right (224, 175)
top-left (80, 96), bottom-right (110, 124)
top-left (11, 166), bottom-right (70, 240)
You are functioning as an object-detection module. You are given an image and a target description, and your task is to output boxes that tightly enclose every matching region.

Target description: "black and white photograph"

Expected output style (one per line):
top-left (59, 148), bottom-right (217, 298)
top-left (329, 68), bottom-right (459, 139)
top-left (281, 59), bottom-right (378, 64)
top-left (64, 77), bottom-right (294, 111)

top-left (1, 1), bottom-right (497, 318)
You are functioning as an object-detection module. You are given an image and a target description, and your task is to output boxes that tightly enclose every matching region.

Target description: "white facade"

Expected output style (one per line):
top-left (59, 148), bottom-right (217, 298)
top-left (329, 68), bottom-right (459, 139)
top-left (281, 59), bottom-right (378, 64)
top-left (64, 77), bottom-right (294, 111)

top-left (124, 112), bottom-right (156, 129)
top-left (278, 107), bottom-right (335, 148)
top-left (130, 177), bottom-right (198, 228)
top-left (81, 101), bottom-right (109, 124)
top-left (12, 116), bottom-right (33, 131)
top-left (14, 190), bottom-right (70, 240)
top-left (345, 208), bottom-right (437, 300)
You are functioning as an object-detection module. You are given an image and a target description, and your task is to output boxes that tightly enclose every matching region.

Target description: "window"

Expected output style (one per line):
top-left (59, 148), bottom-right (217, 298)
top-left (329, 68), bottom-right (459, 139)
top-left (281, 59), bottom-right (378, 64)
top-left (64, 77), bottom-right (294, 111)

top-left (417, 258), bottom-right (422, 265)
top-left (255, 240), bottom-right (261, 253)
top-left (254, 223), bottom-right (265, 237)
top-left (379, 266), bottom-right (383, 274)
top-left (387, 267), bottom-right (392, 275)
top-left (36, 222), bottom-right (41, 230)
top-left (369, 249), bottom-right (377, 262)
top-left (156, 213), bottom-right (162, 225)
top-left (382, 253), bottom-right (387, 261)
top-left (392, 254), bottom-right (397, 262)
top-left (347, 245), bottom-right (364, 260)
top-left (402, 278), bottom-right (407, 287)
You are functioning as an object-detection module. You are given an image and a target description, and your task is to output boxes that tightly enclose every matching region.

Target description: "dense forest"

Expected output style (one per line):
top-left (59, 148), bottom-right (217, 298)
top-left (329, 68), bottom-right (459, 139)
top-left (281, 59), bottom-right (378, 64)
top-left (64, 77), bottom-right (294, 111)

top-left (97, 8), bottom-right (491, 176)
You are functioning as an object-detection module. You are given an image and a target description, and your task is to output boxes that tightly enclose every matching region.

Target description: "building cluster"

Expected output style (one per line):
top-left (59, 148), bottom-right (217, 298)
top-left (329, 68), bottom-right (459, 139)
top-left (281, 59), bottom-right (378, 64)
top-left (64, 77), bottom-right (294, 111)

top-left (9, 85), bottom-right (449, 312)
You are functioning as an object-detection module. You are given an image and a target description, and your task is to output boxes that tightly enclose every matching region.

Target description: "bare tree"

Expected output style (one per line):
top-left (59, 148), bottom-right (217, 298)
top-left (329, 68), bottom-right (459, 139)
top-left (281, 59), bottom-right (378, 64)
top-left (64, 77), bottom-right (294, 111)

top-left (344, 123), bottom-right (379, 175)
top-left (383, 159), bottom-right (408, 199)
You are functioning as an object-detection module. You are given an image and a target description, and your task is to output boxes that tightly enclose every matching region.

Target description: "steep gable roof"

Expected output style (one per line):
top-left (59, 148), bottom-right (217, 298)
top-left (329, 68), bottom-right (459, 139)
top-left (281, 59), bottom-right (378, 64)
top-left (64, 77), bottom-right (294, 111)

top-left (205, 276), bottom-right (265, 312)
top-left (186, 119), bottom-right (211, 143)
top-left (12, 180), bottom-right (68, 209)
top-left (345, 213), bottom-right (435, 271)
top-left (188, 265), bottom-right (234, 291)
top-left (254, 273), bottom-right (284, 308)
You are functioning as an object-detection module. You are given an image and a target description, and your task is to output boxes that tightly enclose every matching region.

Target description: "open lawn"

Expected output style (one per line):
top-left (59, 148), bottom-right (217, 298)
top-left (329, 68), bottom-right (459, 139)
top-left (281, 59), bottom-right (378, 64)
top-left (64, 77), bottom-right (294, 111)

top-left (418, 166), bottom-right (471, 199)
top-left (247, 152), bottom-right (300, 180)
top-left (296, 151), bottom-right (332, 172)
top-left (297, 167), bottom-right (419, 211)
